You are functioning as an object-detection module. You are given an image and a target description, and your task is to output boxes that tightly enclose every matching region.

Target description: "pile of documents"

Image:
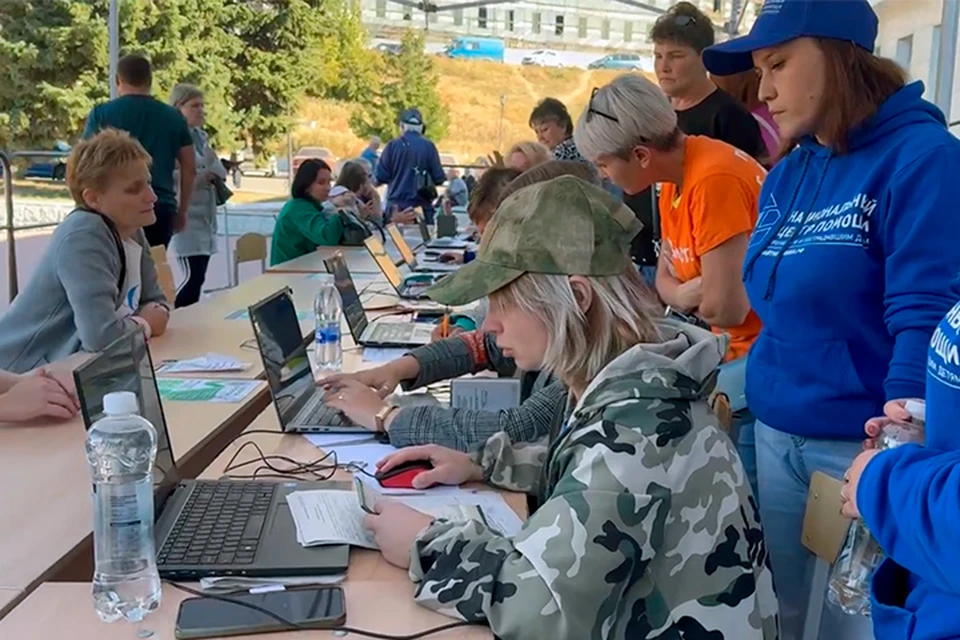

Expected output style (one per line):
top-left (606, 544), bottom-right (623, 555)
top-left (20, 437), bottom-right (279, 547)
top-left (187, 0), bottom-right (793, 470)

top-left (156, 353), bottom-right (251, 374)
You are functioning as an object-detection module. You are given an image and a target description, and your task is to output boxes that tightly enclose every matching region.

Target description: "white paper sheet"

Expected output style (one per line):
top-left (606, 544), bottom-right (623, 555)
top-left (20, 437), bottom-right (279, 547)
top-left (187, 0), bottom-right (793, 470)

top-left (304, 434), bottom-right (399, 472)
top-left (157, 353), bottom-right (252, 374)
top-left (398, 493), bottom-right (523, 536)
top-left (199, 574), bottom-right (344, 594)
top-left (286, 490), bottom-right (378, 549)
top-left (361, 347), bottom-right (409, 363)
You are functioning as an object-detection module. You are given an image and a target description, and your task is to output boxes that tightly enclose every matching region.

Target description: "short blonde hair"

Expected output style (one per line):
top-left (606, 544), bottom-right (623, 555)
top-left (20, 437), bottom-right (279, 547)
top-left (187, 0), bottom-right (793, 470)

top-left (170, 82), bottom-right (203, 108)
top-left (489, 267), bottom-right (661, 391)
top-left (506, 141), bottom-right (551, 169)
top-left (67, 129), bottom-right (152, 207)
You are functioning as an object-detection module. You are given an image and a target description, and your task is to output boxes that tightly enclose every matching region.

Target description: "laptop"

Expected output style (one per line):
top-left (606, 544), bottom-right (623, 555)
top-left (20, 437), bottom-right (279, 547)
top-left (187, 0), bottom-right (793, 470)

top-left (385, 224), bottom-right (459, 273)
top-left (248, 288), bottom-right (364, 434)
top-left (325, 252), bottom-right (435, 348)
top-left (417, 213), bottom-right (469, 249)
top-left (73, 329), bottom-right (349, 579)
top-left (363, 235), bottom-right (441, 300)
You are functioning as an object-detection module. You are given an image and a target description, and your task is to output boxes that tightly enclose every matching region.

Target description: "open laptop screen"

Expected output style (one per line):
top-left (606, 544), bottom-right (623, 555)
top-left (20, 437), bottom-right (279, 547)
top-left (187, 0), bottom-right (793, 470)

top-left (363, 236), bottom-right (404, 290)
top-left (325, 253), bottom-right (369, 343)
top-left (248, 289), bottom-right (315, 424)
top-left (386, 224), bottom-right (416, 267)
top-left (74, 328), bottom-right (178, 518)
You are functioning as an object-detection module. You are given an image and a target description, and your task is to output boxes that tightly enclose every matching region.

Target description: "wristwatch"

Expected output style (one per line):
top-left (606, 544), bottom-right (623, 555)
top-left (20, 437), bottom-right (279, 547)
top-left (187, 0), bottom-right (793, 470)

top-left (374, 404), bottom-right (399, 433)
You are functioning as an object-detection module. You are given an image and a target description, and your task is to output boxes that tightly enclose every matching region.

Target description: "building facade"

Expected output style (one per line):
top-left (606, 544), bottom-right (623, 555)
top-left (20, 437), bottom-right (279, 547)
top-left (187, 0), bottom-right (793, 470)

top-left (361, 0), bottom-right (758, 52)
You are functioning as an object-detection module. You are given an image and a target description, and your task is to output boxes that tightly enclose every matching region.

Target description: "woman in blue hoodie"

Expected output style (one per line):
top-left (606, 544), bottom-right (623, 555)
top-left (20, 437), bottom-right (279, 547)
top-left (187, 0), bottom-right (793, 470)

top-left (703, 1), bottom-right (960, 638)
top-left (842, 300), bottom-right (960, 639)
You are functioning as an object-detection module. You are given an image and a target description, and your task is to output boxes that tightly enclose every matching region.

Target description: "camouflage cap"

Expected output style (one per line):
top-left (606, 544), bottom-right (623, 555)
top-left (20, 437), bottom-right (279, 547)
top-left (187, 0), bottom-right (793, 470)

top-left (427, 176), bottom-right (642, 306)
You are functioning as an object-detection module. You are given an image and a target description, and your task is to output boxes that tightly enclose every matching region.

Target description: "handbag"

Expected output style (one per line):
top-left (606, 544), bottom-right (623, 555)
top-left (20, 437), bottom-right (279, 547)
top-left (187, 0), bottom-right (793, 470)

top-left (212, 175), bottom-right (233, 206)
top-left (336, 207), bottom-right (373, 246)
top-left (403, 140), bottom-right (438, 202)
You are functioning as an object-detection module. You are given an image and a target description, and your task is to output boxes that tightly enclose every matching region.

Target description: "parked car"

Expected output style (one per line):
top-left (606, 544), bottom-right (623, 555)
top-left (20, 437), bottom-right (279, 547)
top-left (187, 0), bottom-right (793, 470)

top-left (521, 50), bottom-right (564, 68)
top-left (22, 141), bottom-right (71, 181)
top-left (444, 37), bottom-right (505, 63)
top-left (588, 53), bottom-right (645, 70)
top-left (292, 147), bottom-right (337, 174)
top-left (376, 42), bottom-right (402, 56)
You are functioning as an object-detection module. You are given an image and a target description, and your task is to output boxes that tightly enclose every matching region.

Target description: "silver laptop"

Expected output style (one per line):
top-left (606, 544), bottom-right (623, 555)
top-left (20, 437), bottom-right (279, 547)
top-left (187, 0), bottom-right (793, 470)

top-left (248, 288), bottom-right (364, 434)
top-left (73, 329), bottom-right (349, 579)
top-left (326, 252), bottom-right (435, 348)
top-left (363, 235), bottom-right (441, 300)
top-left (417, 212), bottom-right (469, 249)
top-left (386, 224), bottom-right (460, 273)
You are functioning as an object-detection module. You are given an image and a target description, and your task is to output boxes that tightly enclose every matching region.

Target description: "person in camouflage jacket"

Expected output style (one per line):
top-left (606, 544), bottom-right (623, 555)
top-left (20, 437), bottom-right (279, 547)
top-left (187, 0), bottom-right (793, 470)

top-left (363, 177), bottom-right (779, 639)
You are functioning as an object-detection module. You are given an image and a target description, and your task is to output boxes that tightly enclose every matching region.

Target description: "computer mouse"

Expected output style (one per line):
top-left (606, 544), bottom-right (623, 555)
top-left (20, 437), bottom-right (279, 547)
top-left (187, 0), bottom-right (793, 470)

top-left (375, 460), bottom-right (434, 489)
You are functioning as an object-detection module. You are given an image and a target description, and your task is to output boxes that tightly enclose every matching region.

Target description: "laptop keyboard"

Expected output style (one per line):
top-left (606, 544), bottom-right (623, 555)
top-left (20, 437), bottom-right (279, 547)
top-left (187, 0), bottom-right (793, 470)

top-left (158, 482), bottom-right (276, 567)
top-left (367, 323), bottom-right (415, 344)
top-left (296, 392), bottom-right (352, 426)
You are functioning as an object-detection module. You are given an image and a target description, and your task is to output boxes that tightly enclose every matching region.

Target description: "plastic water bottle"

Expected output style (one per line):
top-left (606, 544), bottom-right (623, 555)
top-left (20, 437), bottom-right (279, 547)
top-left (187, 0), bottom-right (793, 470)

top-left (314, 283), bottom-right (342, 373)
top-left (85, 391), bottom-right (161, 623)
top-left (827, 400), bottom-right (926, 616)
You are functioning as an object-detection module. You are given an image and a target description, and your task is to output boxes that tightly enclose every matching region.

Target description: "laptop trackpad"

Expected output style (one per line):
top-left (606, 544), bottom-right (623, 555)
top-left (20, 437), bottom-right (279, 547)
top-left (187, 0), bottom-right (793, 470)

top-left (255, 499), bottom-right (349, 575)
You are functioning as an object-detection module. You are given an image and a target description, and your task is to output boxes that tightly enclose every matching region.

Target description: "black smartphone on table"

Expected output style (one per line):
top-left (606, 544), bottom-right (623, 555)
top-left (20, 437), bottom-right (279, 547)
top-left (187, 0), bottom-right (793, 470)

top-left (175, 586), bottom-right (346, 638)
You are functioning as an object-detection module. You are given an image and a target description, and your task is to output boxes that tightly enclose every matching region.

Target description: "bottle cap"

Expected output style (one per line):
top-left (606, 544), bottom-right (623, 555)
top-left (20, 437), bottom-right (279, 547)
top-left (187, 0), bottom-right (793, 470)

top-left (102, 391), bottom-right (139, 416)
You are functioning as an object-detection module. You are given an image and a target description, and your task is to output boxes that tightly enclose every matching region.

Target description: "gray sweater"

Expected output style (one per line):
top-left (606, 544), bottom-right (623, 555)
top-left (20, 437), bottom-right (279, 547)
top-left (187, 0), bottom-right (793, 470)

top-left (0, 209), bottom-right (167, 372)
top-left (389, 331), bottom-right (567, 451)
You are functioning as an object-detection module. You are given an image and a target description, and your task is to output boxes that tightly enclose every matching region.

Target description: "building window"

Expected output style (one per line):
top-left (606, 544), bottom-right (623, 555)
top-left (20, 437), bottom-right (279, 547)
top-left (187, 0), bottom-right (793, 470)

top-left (478, 7), bottom-right (488, 29)
top-left (375, 0), bottom-right (386, 18)
top-left (713, 0), bottom-right (722, 11)
top-left (624, 21), bottom-right (633, 43)
top-left (601, 19), bottom-right (610, 40)
top-left (578, 16), bottom-right (588, 38)
top-left (507, 10), bottom-right (515, 32)
top-left (532, 12), bottom-right (541, 35)
top-left (555, 15), bottom-right (565, 36)
top-left (895, 34), bottom-right (913, 71)
top-left (930, 25), bottom-right (942, 101)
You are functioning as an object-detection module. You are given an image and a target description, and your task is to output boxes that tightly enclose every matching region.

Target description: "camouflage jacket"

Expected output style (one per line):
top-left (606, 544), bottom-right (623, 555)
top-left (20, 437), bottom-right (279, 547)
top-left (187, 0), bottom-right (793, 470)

top-left (407, 321), bottom-right (779, 639)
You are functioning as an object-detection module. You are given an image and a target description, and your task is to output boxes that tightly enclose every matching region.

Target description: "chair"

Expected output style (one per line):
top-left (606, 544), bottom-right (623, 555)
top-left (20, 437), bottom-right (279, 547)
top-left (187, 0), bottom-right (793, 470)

top-left (801, 471), bottom-right (851, 640)
top-left (233, 232), bottom-right (267, 285)
top-left (149, 245), bottom-right (177, 305)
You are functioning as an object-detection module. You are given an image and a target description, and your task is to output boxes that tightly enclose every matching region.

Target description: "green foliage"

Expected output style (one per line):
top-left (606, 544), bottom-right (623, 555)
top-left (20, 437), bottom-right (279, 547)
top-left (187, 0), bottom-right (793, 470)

top-left (0, 0), bottom-right (440, 161)
top-left (350, 29), bottom-right (450, 144)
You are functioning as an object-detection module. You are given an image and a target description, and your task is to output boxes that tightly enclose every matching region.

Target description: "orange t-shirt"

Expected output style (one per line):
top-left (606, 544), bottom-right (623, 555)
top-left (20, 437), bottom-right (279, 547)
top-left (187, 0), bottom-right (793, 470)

top-left (658, 136), bottom-right (765, 360)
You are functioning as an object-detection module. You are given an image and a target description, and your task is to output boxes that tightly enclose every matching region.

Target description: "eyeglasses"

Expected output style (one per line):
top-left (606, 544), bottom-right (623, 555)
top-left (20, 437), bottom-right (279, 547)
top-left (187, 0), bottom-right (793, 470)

top-left (586, 87), bottom-right (619, 123)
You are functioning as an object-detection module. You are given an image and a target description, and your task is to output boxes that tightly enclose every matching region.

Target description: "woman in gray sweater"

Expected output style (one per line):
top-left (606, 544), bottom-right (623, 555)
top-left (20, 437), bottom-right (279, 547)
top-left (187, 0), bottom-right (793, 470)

top-left (0, 130), bottom-right (169, 373)
top-left (169, 83), bottom-right (225, 307)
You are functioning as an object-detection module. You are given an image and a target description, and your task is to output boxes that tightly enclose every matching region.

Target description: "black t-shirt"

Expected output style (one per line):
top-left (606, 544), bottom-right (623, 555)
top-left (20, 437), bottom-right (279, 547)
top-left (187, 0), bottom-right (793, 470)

top-left (675, 89), bottom-right (765, 160)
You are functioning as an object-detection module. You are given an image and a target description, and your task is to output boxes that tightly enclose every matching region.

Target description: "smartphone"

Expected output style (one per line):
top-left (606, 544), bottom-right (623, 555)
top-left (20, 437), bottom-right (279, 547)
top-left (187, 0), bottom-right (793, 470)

top-left (174, 586), bottom-right (346, 639)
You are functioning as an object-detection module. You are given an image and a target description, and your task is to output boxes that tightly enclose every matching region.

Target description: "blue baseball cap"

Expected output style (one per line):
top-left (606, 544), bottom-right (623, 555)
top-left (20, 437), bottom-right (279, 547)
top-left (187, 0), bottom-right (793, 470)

top-left (400, 108), bottom-right (424, 126)
top-left (702, 0), bottom-right (878, 76)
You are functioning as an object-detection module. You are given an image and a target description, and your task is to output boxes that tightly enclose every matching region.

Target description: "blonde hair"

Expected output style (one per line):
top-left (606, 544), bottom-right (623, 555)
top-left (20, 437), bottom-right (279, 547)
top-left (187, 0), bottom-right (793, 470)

top-left (66, 129), bottom-right (152, 207)
top-left (506, 141), bottom-right (551, 170)
top-left (489, 267), bottom-right (662, 391)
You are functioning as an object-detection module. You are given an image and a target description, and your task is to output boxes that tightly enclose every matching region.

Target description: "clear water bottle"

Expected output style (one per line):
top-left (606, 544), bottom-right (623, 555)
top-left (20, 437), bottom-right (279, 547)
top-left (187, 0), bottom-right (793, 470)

top-left (314, 283), bottom-right (342, 373)
top-left (827, 400), bottom-right (926, 616)
top-left (85, 391), bottom-right (161, 623)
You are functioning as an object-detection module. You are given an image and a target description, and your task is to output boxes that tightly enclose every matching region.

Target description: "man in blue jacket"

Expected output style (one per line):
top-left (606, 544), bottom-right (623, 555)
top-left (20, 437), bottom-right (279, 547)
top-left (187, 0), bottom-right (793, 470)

top-left (375, 108), bottom-right (446, 224)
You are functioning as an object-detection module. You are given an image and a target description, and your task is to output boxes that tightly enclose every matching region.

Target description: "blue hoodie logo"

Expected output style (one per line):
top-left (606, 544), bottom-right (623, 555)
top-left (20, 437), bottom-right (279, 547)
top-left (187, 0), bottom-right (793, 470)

top-left (929, 301), bottom-right (960, 389)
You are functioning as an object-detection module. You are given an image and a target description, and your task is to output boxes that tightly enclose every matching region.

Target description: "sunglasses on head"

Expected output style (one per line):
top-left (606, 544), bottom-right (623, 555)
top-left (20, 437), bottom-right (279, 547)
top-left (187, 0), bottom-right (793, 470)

top-left (586, 87), bottom-right (619, 124)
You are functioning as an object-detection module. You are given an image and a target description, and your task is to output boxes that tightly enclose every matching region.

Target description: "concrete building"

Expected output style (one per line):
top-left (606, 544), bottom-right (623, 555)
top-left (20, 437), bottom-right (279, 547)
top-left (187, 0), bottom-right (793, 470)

top-left (360, 0), bottom-right (759, 53)
top-left (872, 0), bottom-right (960, 126)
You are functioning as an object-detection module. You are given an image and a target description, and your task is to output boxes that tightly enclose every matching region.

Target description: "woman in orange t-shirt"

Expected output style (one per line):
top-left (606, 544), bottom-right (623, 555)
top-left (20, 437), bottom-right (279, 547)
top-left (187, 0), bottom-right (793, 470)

top-left (573, 74), bottom-right (765, 361)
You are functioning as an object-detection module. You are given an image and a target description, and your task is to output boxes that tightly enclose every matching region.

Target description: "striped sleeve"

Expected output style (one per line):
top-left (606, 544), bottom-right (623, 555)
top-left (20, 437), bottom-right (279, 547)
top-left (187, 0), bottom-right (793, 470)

top-left (387, 377), bottom-right (567, 452)
top-left (401, 331), bottom-right (517, 391)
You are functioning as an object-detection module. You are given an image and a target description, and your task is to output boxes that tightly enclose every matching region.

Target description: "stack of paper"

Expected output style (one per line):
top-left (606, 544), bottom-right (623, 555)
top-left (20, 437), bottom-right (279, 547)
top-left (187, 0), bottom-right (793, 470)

top-left (156, 378), bottom-right (260, 403)
top-left (157, 353), bottom-right (251, 374)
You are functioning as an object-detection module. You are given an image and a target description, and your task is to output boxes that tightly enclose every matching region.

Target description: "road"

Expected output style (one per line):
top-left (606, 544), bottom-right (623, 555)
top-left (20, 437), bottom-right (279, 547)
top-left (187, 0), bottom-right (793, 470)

top-left (373, 39), bottom-right (655, 71)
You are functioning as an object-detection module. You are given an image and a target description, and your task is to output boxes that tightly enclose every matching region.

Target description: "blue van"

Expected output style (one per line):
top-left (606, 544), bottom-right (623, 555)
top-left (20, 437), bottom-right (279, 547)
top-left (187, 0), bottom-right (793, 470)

top-left (444, 37), bottom-right (505, 63)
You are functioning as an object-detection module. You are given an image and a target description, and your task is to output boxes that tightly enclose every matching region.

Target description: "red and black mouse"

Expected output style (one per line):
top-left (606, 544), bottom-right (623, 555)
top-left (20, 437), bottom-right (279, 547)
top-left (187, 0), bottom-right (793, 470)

top-left (375, 460), bottom-right (434, 489)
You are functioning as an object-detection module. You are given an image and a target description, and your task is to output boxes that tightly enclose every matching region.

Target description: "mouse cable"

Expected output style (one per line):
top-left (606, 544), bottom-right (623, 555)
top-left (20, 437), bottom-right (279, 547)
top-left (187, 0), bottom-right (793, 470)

top-left (165, 581), bottom-right (481, 640)
top-left (219, 433), bottom-right (379, 482)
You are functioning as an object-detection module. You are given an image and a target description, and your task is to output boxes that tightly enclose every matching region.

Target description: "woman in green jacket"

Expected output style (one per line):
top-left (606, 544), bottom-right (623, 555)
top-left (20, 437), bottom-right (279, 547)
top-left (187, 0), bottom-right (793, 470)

top-left (269, 158), bottom-right (344, 266)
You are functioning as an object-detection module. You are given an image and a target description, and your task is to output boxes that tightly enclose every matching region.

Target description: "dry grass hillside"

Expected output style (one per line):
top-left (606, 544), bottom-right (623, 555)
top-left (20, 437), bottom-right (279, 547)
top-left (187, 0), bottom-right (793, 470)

top-left (295, 57), bottom-right (653, 164)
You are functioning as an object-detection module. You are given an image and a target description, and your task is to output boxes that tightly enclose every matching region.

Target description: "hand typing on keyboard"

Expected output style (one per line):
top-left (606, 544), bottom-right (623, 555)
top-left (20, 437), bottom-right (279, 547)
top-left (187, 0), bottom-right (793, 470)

top-left (325, 379), bottom-right (395, 433)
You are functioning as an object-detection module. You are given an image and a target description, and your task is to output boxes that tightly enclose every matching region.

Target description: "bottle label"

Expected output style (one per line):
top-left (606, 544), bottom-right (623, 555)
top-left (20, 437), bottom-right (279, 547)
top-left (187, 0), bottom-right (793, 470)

top-left (324, 323), bottom-right (340, 343)
top-left (97, 478), bottom-right (155, 562)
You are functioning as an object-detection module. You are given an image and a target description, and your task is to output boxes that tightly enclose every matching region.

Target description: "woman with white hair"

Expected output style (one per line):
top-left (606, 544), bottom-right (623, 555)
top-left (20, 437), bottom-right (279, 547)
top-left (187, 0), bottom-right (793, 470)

top-left (353, 176), bottom-right (778, 639)
top-left (169, 83), bottom-right (225, 307)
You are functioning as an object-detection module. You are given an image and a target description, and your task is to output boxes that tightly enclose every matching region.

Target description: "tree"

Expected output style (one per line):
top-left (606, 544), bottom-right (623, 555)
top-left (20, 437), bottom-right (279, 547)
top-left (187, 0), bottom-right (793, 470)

top-left (350, 30), bottom-right (450, 144)
top-left (0, 0), bottom-right (108, 149)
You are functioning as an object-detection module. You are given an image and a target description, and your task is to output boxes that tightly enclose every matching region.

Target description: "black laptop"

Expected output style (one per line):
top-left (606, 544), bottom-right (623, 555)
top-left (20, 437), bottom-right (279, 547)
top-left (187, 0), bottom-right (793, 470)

top-left (74, 329), bottom-right (349, 579)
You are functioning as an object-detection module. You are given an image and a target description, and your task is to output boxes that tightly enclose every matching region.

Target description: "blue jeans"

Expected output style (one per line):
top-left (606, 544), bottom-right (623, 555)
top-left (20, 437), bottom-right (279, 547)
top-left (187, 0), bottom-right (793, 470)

top-left (734, 413), bottom-right (759, 505)
top-left (755, 421), bottom-right (875, 640)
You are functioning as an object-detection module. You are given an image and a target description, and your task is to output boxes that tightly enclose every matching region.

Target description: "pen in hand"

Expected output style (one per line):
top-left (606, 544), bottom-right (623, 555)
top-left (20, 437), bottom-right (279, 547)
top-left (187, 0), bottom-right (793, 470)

top-left (441, 314), bottom-right (449, 339)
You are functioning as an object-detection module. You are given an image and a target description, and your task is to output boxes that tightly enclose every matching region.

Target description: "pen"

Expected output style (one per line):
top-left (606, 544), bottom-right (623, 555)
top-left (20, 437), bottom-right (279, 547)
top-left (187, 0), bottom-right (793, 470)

top-left (441, 313), bottom-right (449, 338)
